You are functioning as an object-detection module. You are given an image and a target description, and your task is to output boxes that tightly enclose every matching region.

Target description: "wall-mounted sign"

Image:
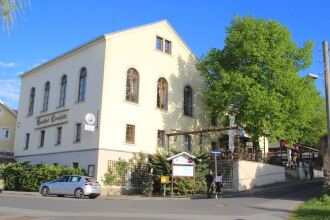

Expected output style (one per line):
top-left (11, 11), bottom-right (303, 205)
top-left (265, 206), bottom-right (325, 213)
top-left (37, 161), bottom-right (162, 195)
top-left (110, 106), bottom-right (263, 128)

top-left (35, 109), bottom-right (69, 130)
top-left (85, 113), bottom-right (96, 125)
top-left (84, 124), bottom-right (95, 132)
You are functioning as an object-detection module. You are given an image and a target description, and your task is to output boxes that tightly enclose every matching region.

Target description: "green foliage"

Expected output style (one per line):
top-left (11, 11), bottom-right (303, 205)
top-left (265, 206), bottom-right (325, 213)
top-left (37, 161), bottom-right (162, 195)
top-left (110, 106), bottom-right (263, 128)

top-left (0, 0), bottom-right (28, 32)
top-left (1, 162), bottom-right (84, 191)
top-left (102, 170), bottom-right (117, 186)
top-left (197, 16), bottom-right (325, 146)
top-left (290, 194), bottom-right (330, 220)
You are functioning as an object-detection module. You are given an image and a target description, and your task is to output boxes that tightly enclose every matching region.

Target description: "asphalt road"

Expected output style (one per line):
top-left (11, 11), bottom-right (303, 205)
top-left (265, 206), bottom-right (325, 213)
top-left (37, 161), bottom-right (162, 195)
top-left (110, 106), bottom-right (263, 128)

top-left (0, 179), bottom-right (323, 220)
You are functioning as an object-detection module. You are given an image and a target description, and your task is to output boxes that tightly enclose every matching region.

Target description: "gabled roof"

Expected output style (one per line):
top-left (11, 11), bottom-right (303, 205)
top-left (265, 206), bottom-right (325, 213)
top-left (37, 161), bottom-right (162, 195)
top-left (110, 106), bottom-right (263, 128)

top-left (167, 151), bottom-right (197, 161)
top-left (0, 101), bottom-right (17, 118)
top-left (21, 20), bottom-right (197, 78)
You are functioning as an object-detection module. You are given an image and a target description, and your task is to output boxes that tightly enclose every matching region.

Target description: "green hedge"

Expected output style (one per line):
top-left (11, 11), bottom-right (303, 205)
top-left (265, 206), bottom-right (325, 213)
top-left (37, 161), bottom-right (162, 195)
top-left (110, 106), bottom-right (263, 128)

top-left (0, 162), bottom-right (85, 191)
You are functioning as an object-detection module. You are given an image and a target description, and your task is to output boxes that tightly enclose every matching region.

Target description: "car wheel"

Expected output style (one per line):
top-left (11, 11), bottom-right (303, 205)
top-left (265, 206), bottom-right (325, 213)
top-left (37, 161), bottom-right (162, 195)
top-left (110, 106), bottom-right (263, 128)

top-left (74, 188), bottom-right (84, 199)
top-left (89, 195), bottom-right (98, 199)
top-left (41, 186), bottom-right (50, 197)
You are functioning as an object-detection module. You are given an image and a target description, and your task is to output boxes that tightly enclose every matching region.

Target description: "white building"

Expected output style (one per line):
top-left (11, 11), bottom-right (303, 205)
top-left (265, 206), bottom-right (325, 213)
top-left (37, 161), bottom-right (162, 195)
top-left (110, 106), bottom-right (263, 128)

top-left (15, 20), bottom-right (215, 181)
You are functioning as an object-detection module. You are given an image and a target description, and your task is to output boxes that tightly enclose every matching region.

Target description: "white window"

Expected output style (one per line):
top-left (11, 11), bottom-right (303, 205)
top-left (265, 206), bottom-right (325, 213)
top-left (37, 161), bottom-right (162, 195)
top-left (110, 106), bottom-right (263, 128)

top-left (1, 128), bottom-right (10, 140)
top-left (0, 108), bottom-right (4, 118)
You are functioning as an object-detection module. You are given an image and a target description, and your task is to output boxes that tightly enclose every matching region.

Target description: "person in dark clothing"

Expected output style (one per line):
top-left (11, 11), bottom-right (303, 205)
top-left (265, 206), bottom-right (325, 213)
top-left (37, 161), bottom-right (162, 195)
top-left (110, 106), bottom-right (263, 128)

top-left (214, 171), bottom-right (223, 199)
top-left (205, 170), bottom-right (214, 198)
top-left (309, 163), bottom-right (314, 179)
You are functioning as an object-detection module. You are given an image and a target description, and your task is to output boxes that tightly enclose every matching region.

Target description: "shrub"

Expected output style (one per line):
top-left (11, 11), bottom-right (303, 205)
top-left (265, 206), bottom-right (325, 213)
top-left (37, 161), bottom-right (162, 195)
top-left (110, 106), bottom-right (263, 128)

top-left (1, 162), bottom-right (85, 191)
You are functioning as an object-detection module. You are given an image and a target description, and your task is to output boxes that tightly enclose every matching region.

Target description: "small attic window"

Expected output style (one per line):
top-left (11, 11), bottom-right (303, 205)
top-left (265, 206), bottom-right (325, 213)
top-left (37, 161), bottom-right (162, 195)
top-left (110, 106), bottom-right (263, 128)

top-left (156, 36), bottom-right (163, 51)
top-left (165, 40), bottom-right (171, 54)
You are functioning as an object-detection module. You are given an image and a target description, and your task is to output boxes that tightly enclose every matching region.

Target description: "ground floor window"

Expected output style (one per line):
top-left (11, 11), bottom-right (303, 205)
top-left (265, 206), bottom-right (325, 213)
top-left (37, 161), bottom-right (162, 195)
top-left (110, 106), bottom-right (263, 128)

top-left (0, 128), bottom-right (9, 140)
top-left (88, 165), bottom-right (95, 177)
top-left (56, 127), bottom-right (62, 145)
top-left (183, 135), bottom-right (192, 152)
top-left (72, 162), bottom-right (79, 169)
top-left (25, 133), bottom-right (30, 150)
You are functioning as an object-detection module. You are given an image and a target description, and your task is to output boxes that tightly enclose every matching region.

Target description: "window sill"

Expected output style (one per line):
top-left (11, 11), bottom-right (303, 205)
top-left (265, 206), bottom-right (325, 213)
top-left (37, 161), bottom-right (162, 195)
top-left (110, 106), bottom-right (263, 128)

top-left (124, 100), bottom-right (140, 106)
top-left (75, 100), bottom-right (86, 105)
top-left (57, 105), bottom-right (66, 110)
top-left (40, 110), bottom-right (48, 115)
top-left (26, 114), bottom-right (33, 118)
top-left (23, 148), bottom-right (28, 150)
top-left (38, 146), bottom-right (44, 148)
top-left (55, 143), bottom-right (61, 146)
top-left (73, 141), bottom-right (81, 144)
top-left (154, 48), bottom-right (173, 57)
top-left (183, 114), bottom-right (194, 119)
top-left (124, 142), bottom-right (135, 146)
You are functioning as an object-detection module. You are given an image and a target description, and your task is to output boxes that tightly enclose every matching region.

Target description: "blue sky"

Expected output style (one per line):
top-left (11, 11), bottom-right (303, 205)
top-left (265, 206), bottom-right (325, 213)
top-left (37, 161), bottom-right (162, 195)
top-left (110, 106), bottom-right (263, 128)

top-left (0, 0), bottom-right (329, 109)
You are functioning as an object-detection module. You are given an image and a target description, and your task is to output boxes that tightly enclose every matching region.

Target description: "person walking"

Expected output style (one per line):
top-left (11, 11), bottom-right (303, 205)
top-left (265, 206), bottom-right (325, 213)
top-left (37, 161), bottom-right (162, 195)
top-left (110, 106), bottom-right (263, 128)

top-left (303, 161), bottom-right (310, 179)
top-left (205, 170), bottom-right (214, 198)
top-left (214, 171), bottom-right (223, 199)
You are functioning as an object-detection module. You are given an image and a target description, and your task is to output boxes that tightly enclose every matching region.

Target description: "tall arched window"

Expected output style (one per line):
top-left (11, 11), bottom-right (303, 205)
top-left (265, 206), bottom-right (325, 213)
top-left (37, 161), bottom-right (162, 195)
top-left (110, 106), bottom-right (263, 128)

top-left (42, 82), bottom-right (50, 112)
top-left (59, 75), bottom-right (67, 107)
top-left (78, 68), bottom-right (87, 102)
top-left (183, 85), bottom-right (193, 116)
top-left (125, 68), bottom-right (139, 103)
top-left (157, 78), bottom-right (168, 111)
top-left (28, 87), bottom-right (35, 116)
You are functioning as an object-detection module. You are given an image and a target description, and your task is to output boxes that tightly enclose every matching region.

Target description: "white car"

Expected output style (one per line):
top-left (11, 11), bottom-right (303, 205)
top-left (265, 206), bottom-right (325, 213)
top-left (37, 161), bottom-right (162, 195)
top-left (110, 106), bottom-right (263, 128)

top-left (39, 175), bottom-right (101, 199)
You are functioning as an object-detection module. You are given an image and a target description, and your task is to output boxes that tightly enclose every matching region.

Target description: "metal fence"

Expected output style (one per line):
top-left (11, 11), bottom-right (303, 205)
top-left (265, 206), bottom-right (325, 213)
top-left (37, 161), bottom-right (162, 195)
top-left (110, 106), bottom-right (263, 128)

top-left (107, 160), bottom-right (150, 192)
top-left (211, 160), bottom-right (234, 190)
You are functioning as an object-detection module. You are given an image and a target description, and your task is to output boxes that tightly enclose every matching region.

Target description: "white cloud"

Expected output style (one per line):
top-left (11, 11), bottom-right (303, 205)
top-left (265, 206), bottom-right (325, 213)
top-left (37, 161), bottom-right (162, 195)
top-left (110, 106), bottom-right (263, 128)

top-left (0, 78), bottom-right (20, 105)
top-left (0, 62), bottom-right (16, 68)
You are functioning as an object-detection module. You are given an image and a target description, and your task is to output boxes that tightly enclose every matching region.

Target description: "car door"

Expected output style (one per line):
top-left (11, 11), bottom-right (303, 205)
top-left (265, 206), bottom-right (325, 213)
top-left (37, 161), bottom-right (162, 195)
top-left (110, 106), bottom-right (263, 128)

top-left (65, 176), bottom-right (81, 195)
top-left (50, 176), bottom-right (66, 194)
top-left (59, 176), bottom-right (71, 194)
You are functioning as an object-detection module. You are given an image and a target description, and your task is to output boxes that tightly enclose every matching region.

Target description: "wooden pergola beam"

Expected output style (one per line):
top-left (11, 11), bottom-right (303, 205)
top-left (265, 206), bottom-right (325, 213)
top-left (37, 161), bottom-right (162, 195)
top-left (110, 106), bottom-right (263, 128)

top-left (166, 126), bottom-right (238, 137)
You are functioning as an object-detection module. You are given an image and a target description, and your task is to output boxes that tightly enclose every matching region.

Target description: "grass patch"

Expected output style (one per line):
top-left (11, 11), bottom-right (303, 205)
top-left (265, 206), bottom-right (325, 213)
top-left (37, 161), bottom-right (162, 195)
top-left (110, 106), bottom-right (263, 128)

top-left (290, 194), bottom-right (330, 220)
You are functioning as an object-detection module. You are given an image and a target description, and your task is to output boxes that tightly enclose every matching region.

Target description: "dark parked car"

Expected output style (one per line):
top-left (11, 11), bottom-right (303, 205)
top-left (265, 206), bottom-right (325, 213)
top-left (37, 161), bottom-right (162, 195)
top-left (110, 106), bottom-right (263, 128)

top-left (39, 175), bottom-right (101, 199)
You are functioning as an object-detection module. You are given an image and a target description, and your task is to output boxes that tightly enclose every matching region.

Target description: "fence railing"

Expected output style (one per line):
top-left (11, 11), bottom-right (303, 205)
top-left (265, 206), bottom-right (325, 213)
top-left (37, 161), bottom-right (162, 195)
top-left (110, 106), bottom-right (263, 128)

top-left (107, 160), bottom-right (150, 192)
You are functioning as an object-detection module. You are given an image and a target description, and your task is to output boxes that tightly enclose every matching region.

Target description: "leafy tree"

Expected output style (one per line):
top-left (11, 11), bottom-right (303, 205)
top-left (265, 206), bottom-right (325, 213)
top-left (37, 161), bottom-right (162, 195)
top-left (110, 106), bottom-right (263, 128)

top-left (197, 16), bottom-right (325, 146)
top-left (0, 0), bottom-right (28, 32)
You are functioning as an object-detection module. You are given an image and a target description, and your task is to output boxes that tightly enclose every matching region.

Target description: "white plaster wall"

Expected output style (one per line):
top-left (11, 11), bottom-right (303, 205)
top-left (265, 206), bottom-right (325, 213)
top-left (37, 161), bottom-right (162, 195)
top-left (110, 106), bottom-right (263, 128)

top-left (15, 150), bottom-right (98, 176)
top-left (97, 21), bottom-right (209, 181)
top-left (15, 40), bottom-right (106, 159)
top-left (234, 160), bottom-right (285, 191)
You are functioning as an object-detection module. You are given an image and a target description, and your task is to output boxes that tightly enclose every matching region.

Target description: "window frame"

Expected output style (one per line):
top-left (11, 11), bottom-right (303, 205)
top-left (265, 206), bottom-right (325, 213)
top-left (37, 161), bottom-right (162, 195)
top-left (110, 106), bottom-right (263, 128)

top-left (25, 133), bottom-right (30, 150)
top-left (56, 127), bottom-right (62, 145)
top-left (183, 85), bottom-right (193, 116)
top-left (125, 68), bottom-right (139, 103)
top-left (78, 68), bottom-right (87, 102)
top-left (75, 123), bottom-right (82, 143)
top-left (39, 130), bottom-right (45, 147)
top-left (59, 75), bottom-right (67, 107)
top-left (156, 36), bottom-right (164, 51)
top-left (183, 135), bottom-right (192, 152)
top-left (157, 130), bottom-right (166, 148)
top-left (28, 87), bottom-right (35, 116)
top-left (157, 78), bottom-right (168, 111)
top-left (42, 82), bottom-right (50, 112)
top-left (165, 40), bottom-right (172, 54)
top-left (125, 124), bottom-right (135, 144)
top-left (0, 128), bottom-right (10, 140)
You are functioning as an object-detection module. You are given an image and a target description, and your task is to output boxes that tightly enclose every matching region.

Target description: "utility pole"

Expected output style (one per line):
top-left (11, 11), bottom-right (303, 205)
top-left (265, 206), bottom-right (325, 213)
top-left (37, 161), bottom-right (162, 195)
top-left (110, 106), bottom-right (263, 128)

top-left (323, 41), bottom-right (330, 193)
top-left (323, 41), bottom-right (330, 151)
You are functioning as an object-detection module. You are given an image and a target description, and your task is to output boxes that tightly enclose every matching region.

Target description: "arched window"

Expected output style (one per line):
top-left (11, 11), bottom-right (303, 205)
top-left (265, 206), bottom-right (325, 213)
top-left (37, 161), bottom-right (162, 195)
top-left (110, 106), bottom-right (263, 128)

top-left (59, 75), bottom-right (67, 107)
top-left (157, 78), bottom-right (168, 110)
top-left (183, 85), bottom-right (193, 116)
top-left (28, 87), bottom-right (35, 116)
top-left (125, 68), bottom-right (139, 103)
top-left (78, 68), bottom-right (87, 102)
top-left (42, 82), bottom-right (50, 112)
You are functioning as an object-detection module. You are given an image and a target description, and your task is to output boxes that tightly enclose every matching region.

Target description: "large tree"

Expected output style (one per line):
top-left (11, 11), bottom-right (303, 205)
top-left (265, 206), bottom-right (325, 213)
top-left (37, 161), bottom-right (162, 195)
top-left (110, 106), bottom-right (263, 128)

top-left (0, 0), bottom-right (27, 32)
top-left (197, 16), bottom-right (326, 146)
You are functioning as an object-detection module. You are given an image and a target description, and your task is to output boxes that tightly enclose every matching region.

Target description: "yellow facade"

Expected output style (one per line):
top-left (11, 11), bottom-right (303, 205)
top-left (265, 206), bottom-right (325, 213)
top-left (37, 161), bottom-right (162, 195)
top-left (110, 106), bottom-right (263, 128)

top-left (0, 102), bottom-right (17, 152)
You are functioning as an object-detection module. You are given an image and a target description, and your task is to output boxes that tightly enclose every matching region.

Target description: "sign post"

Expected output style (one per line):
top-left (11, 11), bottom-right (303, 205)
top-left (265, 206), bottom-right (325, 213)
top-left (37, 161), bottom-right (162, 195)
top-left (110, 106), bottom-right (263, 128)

top-left (160, 176), bottom-right (170, 197)
top-left (210, 150), bottom-right (224, 176)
